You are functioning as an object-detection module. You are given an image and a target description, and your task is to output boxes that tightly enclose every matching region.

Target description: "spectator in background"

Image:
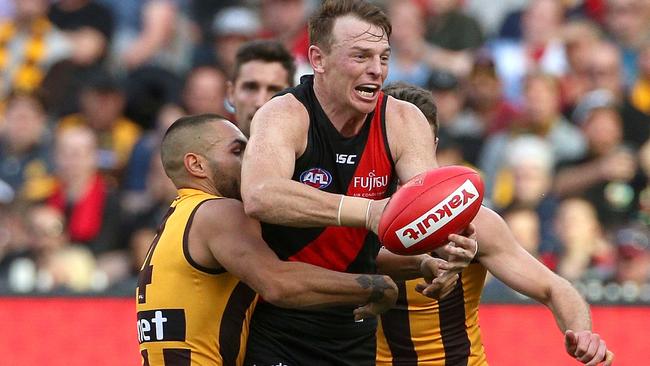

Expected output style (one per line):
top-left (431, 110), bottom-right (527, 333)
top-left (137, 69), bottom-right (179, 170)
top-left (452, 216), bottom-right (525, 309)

top-left (109, 0), bottom-right (195, 75)
top-left (120, 144), bottom-right (178, 290)
top-left (424, 0), bottom-right (484, 51)
top-left (0, 0), bottom-right (71, 97)
top-left (58, 73), bottom-right (141, 180)
top-left (400, 0), bottom-right (481, 77)
top-left (639, 140), bottom-right (650, 224)
top-left (40, 0), bottom-right (114, 117)
top-left (7, 204), bottom-right (97, 293)
top-left (480, 72), bottom-right (586, 196)
top-left (503, 206), bottom-right (542, 255)
top-left (427, 69), bottom-right (486, 165)
top-left (464, 53), bottom-right (518, 138)
top-left (560, 18), bottom-right (603, 113)
top-left (630, 39), bottom-right (650, 115)
top-left (494, 135), bottom-right (561, 262)
top-left (602, 0), bottom-right (650, 88)
top-left (491, 0), bottom-right (568, 104)
top-left (554, 90), bottom-right (645, 230)
top-left (48, 0), bottom-right (114, 66)
top-left (0, 201), bottom-right (30, 292)
top-left (0, 90), bottom-right (54, 200)
top-left (258, 0), bottom-right (310, 64)
top-left (181, 65), bottom-right (228, 117)
top-left (465, 0), bottom-right (527, 37)
top-left (121, 103), bottom-right (184, 213)
top-left (614, 225), bottom-right (650, 285)
top-left (383, 0), bottom-right (432, 87)
top-left (583, 41), bottom-right (649, 147)
top-left (189, 0), bottom-right (237, 42)
top-left (46, 126), bottom-right (122, 256)
top-left (208, 6), bottom-right (260, 76)
top-left (555, 198), bottom-right (616, 283)
top-left (227, 40), bottom-right (295, 137)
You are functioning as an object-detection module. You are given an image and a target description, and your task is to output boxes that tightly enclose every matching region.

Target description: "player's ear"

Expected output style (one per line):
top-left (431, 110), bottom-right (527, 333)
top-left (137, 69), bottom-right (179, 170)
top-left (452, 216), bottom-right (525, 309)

top-left (226, 80), bottom-right (235, 106)
top-left (309, 45), bottom-right (326, 73)
top-left (184, 153), bottom-right (208, 179)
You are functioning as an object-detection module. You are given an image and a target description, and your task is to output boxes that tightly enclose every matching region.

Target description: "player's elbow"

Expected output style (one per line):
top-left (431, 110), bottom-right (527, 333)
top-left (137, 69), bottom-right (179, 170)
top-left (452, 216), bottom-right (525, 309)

top-left (257, 279), bottom-right (305, 308)
top-left (242, 182), bottom-right (272, 220)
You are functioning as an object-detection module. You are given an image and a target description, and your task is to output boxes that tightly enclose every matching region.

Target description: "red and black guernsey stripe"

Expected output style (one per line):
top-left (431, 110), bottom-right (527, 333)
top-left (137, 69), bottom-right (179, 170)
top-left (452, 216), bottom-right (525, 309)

top-left (246, 75), bottom-right (396, 365)
top-left (261, 75), bottom-right (395, 273)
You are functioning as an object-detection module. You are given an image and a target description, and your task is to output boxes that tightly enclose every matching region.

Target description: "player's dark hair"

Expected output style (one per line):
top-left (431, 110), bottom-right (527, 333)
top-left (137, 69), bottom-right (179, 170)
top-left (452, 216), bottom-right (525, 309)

top-left (383, 82), bottom-right (438, 137)
top-left (233, 40), bottom-right (296, 86)
top-left (309, 0), bottom-right (391, 53)
top-left (161, 114), bottom-right (227, 177)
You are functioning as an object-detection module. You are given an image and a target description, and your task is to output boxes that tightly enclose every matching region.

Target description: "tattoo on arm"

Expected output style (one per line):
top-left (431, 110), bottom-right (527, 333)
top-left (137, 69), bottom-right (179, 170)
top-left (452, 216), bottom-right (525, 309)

top-left (356, 275), bottom-right (392, 303)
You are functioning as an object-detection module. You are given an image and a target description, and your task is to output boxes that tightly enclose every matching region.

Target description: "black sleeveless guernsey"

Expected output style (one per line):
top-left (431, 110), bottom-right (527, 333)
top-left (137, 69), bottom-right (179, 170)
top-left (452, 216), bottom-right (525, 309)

top-left (244, 75), bottom-right (397, 366)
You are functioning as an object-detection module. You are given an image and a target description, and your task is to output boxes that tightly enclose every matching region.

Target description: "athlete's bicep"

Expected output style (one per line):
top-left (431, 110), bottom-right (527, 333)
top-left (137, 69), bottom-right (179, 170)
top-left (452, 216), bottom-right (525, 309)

top-left (242, 96), bottom-right (307, 187)
top-left (197, 200), bottom-right (281, 292)
top-left (475, 207), bottom-right (555, 302)
top-left (386, 98), bottom-right (438, 182)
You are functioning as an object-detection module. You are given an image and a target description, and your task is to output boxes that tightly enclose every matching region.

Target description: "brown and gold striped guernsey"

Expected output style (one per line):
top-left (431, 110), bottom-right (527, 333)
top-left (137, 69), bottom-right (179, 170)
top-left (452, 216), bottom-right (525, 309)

top-left (376, 262), bottom-right (488, 366)
top-left (136, 188), bottom-right (257, 366)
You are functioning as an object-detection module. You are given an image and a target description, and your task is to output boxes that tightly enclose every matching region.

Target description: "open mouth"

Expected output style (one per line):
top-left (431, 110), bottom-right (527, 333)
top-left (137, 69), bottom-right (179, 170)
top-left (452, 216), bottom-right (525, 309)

top-left (354, 84), bottom-right (380, 99)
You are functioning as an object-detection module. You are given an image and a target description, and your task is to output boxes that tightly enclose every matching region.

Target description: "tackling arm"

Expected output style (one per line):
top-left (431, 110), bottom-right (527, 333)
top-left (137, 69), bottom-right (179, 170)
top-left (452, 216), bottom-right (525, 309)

top-left (475, 206), bottom-right (612, 365)
top-left (195, 199), bottom-right (397, 313)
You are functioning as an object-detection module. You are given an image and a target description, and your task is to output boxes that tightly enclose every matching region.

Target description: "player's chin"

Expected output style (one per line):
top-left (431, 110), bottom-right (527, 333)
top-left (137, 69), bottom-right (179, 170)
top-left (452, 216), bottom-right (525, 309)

top-left (349, 94), bottom-right (377, 114)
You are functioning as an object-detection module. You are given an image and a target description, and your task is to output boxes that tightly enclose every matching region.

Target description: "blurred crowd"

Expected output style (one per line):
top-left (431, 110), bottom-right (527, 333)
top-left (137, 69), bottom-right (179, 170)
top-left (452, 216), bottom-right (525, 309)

top-left (0, 0), bottom-right (648, 301)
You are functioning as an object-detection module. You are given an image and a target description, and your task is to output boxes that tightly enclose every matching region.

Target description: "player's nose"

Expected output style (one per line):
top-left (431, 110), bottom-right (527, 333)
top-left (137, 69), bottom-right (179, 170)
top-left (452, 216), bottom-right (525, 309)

top-left (366, 56), bottom-right (383, 78)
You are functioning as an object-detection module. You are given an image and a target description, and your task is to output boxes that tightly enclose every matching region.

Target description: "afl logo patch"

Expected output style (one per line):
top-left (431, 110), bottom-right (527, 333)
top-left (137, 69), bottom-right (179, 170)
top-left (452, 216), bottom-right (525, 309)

top-left (300, 168), bottom-right (333, 189)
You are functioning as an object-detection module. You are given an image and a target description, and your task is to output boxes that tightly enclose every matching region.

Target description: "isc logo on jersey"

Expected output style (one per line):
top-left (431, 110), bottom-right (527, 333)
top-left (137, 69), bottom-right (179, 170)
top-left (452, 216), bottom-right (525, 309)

top-left (300, 168), bottom-right (333, 189)
top-left (396, 180), bottom-right (479, 248)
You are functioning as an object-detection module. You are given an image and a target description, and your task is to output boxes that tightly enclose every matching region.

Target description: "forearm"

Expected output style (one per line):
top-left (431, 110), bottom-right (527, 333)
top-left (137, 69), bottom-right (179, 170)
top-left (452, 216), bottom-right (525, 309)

top-left (266, 263), bottom-right (396, 309)
top-left (545, 278), bottom-right (592, 333)
top-left (376, 248), bottom-right (427, 280)
top-left (243, 178), bottom-right (370, 228)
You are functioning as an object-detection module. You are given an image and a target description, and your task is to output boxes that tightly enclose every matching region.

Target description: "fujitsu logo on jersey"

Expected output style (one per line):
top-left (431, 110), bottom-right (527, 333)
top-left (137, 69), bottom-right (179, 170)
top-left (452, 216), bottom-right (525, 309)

top-left (353, 170), bottom-right (389, 192)
top-left (396, 180), bottom-right (479, 248)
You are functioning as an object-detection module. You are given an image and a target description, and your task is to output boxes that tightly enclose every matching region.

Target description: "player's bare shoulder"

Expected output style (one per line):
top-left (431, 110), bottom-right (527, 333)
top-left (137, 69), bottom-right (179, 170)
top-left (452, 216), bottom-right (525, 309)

top-left (192, 198), bottom-right (259, 237)
top-left (385, 95), bottom-right (430, 128)
top-left (384, 94), bottom-right (434, 160)
top-left (250, 93), bottom-right (310, 136)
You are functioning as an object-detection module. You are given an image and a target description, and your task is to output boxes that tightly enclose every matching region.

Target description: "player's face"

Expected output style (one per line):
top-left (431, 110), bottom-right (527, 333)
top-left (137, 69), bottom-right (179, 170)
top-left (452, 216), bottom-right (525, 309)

top-left (229, 61), bottom-right (290, 137)
top-left (322, 15), bottom-right (390, 114)
top-left (204, 122), bottom-right (248, 200)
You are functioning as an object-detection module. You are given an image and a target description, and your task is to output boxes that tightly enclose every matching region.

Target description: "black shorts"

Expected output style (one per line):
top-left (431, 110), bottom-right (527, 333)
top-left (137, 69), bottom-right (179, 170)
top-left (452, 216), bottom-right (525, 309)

top-left (243, 303), bottom-right (377, 366)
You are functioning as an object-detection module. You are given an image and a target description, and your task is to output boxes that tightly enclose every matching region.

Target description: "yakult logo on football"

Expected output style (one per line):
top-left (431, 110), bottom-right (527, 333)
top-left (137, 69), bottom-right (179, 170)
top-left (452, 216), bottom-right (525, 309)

top-left (353, 170), bottom-right (389, 192)
top-left (396, 179), bottom-right (479, 248)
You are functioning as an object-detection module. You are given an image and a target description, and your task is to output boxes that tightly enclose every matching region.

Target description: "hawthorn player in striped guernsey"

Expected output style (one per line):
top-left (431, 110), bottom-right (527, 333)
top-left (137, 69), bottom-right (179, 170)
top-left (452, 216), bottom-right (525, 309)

top-left (136, 114), bottom-right (401, 366)
top-left (378, 82), bottom-right (614, 366)
top-left (240, 1), bottom-right (478, 365)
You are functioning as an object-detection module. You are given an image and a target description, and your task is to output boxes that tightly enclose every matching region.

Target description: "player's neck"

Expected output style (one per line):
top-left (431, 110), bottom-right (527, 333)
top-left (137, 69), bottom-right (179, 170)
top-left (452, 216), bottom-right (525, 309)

top-left (180, 180), bottom-right (221, 198)
top-left (313, 79), bottom-right (367, 137)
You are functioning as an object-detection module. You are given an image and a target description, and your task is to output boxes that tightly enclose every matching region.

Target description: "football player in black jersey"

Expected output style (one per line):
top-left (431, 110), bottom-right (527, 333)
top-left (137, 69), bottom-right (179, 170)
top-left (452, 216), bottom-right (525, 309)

top-left (240, 1), bottom-right (476, 365)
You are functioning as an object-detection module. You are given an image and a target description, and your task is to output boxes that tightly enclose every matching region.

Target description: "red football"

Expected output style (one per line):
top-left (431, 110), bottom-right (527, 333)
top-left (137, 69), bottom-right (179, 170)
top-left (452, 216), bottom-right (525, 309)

top-left (378, 166), bottom-right (484, 255)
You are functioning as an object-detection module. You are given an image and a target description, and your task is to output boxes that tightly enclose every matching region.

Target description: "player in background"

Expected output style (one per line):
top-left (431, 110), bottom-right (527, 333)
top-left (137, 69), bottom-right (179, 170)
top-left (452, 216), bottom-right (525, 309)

top-left (240, 0), bottom-right (477, 364)
top-left (378, 82), bottom-right (614, 366)
top-left (136, 114), bottom-right (401, 366)
top-left (227, 39), bottom-right (295, 137)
